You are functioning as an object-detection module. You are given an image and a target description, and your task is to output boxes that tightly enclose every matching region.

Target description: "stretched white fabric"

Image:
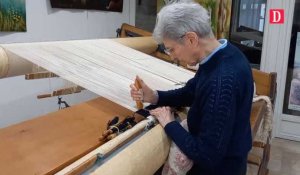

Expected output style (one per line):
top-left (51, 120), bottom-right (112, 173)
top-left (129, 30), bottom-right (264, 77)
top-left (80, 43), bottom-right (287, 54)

top-left (1, 39), bottom-right (194, 110)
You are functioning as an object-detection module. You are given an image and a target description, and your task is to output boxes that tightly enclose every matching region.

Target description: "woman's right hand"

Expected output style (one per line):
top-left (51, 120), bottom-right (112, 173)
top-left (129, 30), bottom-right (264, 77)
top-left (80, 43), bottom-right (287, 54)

top-left (130, 76), bottom-right (158, 104)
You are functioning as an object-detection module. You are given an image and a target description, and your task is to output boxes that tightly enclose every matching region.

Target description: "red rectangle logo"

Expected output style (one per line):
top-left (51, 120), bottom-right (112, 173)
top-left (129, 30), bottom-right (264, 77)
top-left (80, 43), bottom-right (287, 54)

top-left (270, 9), bottom-right (284, 24)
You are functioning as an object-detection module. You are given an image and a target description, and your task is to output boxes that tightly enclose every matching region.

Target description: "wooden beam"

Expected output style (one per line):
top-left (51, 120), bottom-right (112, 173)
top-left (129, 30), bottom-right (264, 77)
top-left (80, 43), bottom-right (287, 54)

top-left (25, 71), bottom-right (58, 80)
top-left (37, 86), bottom-right (85, 99)
top-left (119, 23), bottom-right (152, 38)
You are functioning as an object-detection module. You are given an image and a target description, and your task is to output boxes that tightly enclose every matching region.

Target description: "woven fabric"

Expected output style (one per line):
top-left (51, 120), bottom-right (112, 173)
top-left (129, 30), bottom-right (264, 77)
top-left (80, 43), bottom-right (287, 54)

top-left (162, 119), bottom-right (193, 175)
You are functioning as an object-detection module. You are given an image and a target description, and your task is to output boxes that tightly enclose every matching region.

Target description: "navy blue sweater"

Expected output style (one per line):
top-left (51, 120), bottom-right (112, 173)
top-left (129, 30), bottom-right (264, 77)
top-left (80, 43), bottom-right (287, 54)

top-left (157, 43), bottom-right (253, 175)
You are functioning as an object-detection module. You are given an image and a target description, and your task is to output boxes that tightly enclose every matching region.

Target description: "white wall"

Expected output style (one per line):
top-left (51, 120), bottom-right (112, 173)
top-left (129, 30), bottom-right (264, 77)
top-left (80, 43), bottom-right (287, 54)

top-left (0, 0), bottom-right (136, 128)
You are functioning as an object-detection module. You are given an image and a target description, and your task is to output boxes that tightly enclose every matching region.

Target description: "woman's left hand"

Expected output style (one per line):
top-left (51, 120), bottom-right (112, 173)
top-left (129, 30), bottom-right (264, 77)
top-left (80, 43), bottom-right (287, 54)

top-left (150, 107), bottom-right (175, 127)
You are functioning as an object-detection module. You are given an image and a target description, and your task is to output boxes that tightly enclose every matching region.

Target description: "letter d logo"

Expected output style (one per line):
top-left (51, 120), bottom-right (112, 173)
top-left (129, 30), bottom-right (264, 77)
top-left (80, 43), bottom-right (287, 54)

top-left (270, 9), bottom-right (284, 24)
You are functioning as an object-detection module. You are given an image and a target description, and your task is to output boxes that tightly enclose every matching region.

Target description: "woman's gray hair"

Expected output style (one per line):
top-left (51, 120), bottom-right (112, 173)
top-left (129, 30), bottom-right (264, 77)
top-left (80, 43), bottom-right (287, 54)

top-left (153, 1), bottom-right (214, 44)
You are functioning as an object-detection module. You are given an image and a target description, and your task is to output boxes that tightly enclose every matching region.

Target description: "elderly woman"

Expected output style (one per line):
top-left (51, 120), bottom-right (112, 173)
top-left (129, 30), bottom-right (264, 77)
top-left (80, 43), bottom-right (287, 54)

top-left (130, 1), bottom-right (253, 175)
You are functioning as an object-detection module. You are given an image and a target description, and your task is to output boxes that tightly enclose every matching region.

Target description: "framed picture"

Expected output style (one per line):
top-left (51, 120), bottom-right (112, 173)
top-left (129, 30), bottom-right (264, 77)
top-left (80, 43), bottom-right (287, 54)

top-left (50, 0), bottom-right (123, 12)
top-left (0, 0), bottom-right (26, 32)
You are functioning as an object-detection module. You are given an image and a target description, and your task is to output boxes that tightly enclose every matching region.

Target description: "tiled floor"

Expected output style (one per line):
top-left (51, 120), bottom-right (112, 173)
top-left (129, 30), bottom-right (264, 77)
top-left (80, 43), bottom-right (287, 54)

top-left (268, 138), bottom-right (300, 175)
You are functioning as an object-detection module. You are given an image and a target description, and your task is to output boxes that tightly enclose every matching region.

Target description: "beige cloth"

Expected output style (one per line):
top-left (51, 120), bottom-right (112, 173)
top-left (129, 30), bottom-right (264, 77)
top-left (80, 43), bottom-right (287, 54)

top-left (252, 95), bottom-right (273, 144)
top-left (162, 119), bottom-right (193, 175)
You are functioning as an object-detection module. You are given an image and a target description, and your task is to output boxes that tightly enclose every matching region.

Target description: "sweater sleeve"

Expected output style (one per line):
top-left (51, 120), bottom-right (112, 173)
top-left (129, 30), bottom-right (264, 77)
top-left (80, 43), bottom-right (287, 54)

top-left (164, 72), bottom-right (237, 170)
top-left (156, 77), bottom-right (196, 107)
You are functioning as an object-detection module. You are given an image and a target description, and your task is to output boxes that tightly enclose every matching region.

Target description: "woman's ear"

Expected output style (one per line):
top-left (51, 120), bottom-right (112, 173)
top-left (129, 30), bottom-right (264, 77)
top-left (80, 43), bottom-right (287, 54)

top-left (185, 32), bottom-right (198, 46)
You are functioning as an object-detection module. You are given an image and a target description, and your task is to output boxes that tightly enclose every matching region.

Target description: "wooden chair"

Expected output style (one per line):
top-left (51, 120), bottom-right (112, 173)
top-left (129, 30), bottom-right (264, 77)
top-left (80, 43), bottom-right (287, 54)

top-left (247, 69), bottom-right (277, 175)
top-left (117, 23), bottom-right (152, 38)
top-left (252, 69), bottom-right (277, 103)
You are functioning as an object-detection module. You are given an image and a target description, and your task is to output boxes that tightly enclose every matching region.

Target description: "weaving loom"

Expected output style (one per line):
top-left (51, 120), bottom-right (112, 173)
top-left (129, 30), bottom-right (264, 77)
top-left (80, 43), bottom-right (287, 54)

top-left (0, 34), bottom-right (276, 175)
top-left (0, 37), bottom-right (194, 175)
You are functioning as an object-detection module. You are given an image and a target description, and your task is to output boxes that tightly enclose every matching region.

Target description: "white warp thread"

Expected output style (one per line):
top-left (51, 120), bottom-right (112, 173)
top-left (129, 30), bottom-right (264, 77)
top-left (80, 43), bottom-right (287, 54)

top-left (1, 39), bottom-right (194, 111)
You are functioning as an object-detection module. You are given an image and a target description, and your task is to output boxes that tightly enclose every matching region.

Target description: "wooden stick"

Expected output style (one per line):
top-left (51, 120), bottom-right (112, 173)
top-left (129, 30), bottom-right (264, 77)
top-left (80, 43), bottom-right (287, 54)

top-left (37, 86), bottom-right (85, 99)
top-left (37, 94), bottom-right (52, 99)
top-left (53, 86), bottom-right (85, 96)
top-left (135, 78), bottom-right (143, 109)
top-left (65, 155), bottom-right (98, 175)
top-left (25, 71), bottom-right (58, 80)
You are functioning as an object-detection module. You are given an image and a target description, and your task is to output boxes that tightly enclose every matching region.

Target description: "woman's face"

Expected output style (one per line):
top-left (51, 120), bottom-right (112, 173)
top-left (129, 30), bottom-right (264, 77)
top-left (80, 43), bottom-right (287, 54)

top-left (163, 34), bottom-right (201, 66)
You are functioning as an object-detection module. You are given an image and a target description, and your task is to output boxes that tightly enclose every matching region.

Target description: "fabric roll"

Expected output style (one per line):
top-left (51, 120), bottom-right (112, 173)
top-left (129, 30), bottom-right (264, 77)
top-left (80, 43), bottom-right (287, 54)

top-left (91, 125), bottom-right (171, 175)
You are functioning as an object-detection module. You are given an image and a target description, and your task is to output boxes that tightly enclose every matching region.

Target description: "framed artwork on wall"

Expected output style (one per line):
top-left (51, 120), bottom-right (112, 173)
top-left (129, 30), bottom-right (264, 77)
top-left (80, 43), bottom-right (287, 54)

top-left (0, 0), bottom-right (26, 32)
top-left (50, 0), bottom-right (123, 12)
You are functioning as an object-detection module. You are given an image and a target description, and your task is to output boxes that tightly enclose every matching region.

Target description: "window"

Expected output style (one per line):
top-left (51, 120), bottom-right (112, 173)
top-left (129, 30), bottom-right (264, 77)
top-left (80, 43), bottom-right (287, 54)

top-left (283, 1), bottom-right (300, 115)
top-left (230, 0), bottom-right (267, 68)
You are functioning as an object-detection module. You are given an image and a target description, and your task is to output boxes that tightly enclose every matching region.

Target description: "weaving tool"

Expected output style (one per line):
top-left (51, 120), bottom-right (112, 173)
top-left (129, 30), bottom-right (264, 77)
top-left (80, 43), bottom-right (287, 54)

top-left (135, 77), bottom-right (144, 109)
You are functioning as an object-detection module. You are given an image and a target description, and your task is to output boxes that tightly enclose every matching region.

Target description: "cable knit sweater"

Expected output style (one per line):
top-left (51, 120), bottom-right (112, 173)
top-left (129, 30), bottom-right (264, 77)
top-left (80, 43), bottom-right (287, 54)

top-left (157, 43), bottom-right (253, 175)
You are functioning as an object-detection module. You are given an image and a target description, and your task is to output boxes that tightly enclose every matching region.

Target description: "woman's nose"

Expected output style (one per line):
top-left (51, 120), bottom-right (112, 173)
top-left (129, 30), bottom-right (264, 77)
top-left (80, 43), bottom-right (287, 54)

top-left (172, 57), bottom-right (179, 64)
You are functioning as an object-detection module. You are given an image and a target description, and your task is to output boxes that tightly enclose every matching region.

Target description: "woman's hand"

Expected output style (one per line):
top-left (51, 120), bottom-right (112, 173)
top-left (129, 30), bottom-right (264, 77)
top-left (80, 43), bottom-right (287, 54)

top-left (150, 107), bottom-right (175, 127)
top-left (130, 76), bottom-right (158, 104)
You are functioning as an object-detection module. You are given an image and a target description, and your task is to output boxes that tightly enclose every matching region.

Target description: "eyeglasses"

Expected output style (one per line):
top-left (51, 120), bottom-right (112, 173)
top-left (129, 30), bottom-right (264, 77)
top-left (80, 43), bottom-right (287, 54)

top-left (164, 47), bottom-right (173, 55)
top-left (163, 34), bottom-right (186, 55)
